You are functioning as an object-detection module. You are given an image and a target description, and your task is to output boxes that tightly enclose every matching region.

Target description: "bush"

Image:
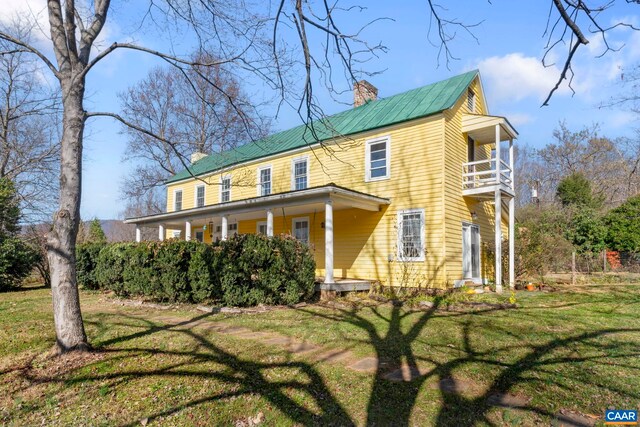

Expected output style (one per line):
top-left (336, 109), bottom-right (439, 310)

top-left (94, 243), bottom-right (132, 295)
top-left (83, 235), bottom-right (315, 306)
top-left (0, 238), bottom-right (39, 291)
top-left (217, 234), bottom-right (315, 307)
top-left (76, 243), bottom-right (106, 289)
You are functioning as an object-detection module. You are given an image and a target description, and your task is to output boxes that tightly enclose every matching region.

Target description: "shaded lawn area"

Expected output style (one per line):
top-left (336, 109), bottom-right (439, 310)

top-left (1, 284), bottom-right (639, 426)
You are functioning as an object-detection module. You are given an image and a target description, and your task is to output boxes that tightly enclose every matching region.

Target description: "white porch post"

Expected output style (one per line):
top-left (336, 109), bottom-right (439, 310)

top-left (185, 220), bottom-right (192, 241)
top-left (135, 226), bottom-right (141, 243)
top-left (508, 138), bottom-right (514, 191)
top-left (509, 196), bottom-right (515, 289)
top-left (158, 224), bottom-right (165, 241)
top-left (324, 200), bottom-right (334, 284)
top-left (266, 209), bottom-right (274, 237)
top-left (495, 124), bottom-right (501, 185)
top-left (495, 190), bottom-right (503, 293)
top-left (221, 215), bottom-right (228, 240)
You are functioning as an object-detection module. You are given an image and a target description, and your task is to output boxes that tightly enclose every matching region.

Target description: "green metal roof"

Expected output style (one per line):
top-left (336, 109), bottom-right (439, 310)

top-left (166, 70), bottom-right (478, 184)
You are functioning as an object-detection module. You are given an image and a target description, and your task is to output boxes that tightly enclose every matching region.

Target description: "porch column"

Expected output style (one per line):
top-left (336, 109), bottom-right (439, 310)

top-left (508, 138), bottom-right (514, 191)
top-left (324, 200), bottom-right (334, 284)
top-left (495, 124), bottom-right (501, 185)
top-left (158, 224), bottom-right (165, 241)
top-left (185, 220), bottom-right (192, 241)
top-left (135, 226), bottom-right (141, 243)
top-left (495, 190), bottom-right (502, 293)
top-left (221, 215), bottom-right (228, 240)
top-left (266, 209), bottom-right (274, 237)
top-left (509, 196), bottom-right (515, 289)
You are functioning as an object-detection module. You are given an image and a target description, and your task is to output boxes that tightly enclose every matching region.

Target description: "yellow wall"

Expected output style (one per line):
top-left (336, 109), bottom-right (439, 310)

top-left (166, 114), bottom-right (448, 287)
top-left (164, 76), bottom-right (508, 288)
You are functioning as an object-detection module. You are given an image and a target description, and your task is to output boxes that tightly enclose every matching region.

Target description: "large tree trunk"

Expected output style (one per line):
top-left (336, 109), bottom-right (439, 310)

top-left (46, 79), bottom-right (89, 353)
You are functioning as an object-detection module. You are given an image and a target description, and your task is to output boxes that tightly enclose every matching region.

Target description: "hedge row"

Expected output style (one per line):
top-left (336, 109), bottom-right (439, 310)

top-left (76, 234), bottom-right (316, 306)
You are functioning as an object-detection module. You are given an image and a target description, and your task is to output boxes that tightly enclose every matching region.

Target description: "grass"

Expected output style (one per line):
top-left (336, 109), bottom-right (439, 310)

top-left (1, 284), bottom-right (639, 426)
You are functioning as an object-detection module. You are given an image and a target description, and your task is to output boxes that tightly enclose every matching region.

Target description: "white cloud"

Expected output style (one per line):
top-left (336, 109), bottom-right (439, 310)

top-left (476, 53), bottom-right (569, 103)
top-left (504, 113), bottom-right (534, 127)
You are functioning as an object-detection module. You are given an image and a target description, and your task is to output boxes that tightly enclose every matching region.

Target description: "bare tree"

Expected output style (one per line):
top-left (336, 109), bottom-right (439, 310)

top-left (0, 19), bottom-right (60, 223)
top-left (425, 0), bottom-right (639, 105)
top-left (0, 0), bottom-right (384, 353)
top-left (119, 57), bottom-right (269, 216)
top-left (518, 123), bottom-right (640, 208)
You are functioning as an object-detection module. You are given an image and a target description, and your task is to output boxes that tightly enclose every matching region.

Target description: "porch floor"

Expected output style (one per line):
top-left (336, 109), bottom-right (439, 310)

top-left (315, 277), bottom-right (372, 292)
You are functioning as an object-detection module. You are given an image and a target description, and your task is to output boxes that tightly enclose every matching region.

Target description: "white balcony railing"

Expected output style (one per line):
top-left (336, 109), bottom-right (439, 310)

top-left (462, 158), bottom-right (513, 192)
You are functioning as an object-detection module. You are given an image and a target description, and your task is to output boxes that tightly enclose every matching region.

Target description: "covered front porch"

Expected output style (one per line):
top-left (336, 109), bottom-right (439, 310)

top-left (124, 184), bottom-right (390, 286)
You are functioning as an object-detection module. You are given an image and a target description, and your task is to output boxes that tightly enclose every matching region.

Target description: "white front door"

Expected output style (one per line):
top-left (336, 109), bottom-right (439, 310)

top-left (462, 223), bottom-right (481, 280)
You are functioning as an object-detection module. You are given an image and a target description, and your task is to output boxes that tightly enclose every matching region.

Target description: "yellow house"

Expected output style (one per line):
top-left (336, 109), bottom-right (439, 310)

top-left (125, 70), bottom-right (517, 292)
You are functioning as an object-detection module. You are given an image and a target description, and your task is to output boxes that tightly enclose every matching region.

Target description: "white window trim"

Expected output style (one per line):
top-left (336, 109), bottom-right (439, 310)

top-left (220, 175), bottom-right (231, 203)
top-left (257, 165), bottom-right (273, 196)
top-left (194, 184), bottom-right (206, 208)
top-left (397, 208), bottom-right (425, 262)
top-left (173, 189), bottom-right (183, 212)
top-left (257, 221), bottom-right (267, 234)
top-left (365, 136), bottom-right (391, 182)
top-left (291, 156), bottom-right (309, 191)
top-left (292, 216), bottom-right (310, 243)
top-left (467, 89), bottom-right (476, 112)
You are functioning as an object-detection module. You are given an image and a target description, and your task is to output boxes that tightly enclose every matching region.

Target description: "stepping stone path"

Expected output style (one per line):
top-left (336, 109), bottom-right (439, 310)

top-left (123, 310), bottom-right (544, 418)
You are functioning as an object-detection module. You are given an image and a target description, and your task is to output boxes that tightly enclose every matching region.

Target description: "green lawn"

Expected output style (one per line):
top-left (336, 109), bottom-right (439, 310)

top-left (1, 284), bottom-right (639, 426)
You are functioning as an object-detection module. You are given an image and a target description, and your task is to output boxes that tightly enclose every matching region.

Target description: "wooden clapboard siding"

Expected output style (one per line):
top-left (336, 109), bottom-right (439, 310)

top-left (166, 115), bottom-right (448, 287)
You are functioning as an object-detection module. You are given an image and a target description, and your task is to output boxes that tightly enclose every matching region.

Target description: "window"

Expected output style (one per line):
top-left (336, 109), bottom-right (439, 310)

top-left (220, 176), bottom-right (231, 203)
top-left (365, 137), bottom-right (390, 181)
top-left (257, 221), bottom-right (267, 235)
top-left (258, 166), bottom-right (272, 196)
top-left (195, 185), bottom-right (205, 208)
top-left (292, 218), bottom-right (309, 244)
top-left (397, 209), bottom-right (425, 261)
top-left (467, 89), bottom-right (476, 112)
top-left (195, 231), bottom-right (204, 242)
top-left (172, 230), bottom-right (181, 238)
top-left (174, 190), bottom-right (183, 211)
top-left (292, 157), bottom-right (308, 190)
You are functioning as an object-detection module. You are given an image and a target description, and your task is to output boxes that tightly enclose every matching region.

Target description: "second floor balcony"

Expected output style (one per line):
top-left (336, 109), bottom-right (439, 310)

top-left (461, 114), bottom-right (518, 199)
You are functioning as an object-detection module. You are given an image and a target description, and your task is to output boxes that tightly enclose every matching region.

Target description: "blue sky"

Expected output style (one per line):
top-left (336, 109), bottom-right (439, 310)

top-left (2, 1), bottom-right (639, 219)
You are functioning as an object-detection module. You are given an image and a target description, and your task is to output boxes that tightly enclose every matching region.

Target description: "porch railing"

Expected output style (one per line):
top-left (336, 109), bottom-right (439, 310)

top-left (462, 158), bottom-right (513, 191)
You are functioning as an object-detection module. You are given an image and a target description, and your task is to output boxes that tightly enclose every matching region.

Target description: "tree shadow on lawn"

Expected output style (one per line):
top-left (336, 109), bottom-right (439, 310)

top-left (297, 301), bottom-right (640, 426)
top-left (13, 311), bottom-right (356, 426)
top-left (9, 301), bottom-right (640, 426)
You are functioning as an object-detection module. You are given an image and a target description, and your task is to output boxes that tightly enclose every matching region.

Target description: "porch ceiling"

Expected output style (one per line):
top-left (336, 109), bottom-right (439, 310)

top-left (462, 114), bottom-right (518, 144)
top-left (124, 184), bottom-right (390, 227)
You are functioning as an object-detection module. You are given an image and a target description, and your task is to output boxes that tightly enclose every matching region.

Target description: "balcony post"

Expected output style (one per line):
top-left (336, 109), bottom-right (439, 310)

top-left (158, 224), bottom-right (165, 241)
top-left (266, 209), bottom-right (274, 237)
top-left (509, 138), bottom-right (514, 190)
top-left (495, 124), bottom-right (501, 186)
top-left (135, 226), bottom-right (141, 243)
top-left (495, 189), bottom-right (503, 293)
top-left (509, 196), bottom-right (515, 289)
top-left (185, 220), bottom-right (192, 241)
top-left (221, 215), bottom-right (228, 240)
top-left (324, 199), bottom-right (334, 284)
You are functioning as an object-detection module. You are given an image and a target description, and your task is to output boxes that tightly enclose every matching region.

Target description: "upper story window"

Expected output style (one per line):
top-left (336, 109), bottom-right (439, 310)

top-left (292, 157), bottom-right (308, 190)
top-left (220, 176), bottom-right (231, 203)
top-left (258, 166), bottom-right (272, 196)
top-left (174, 190), bottom-right (183, 211)
top-left (365, 136), bottom-right (390, 181)
top-left (397, 209), bottom-right (425, 261)
top-left (467, 89), bottom-right (476, 112)
top-left (195, 185), bottom-right (205, 208)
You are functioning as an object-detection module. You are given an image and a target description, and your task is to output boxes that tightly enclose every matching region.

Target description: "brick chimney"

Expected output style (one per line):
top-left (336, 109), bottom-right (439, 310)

top-left (190, 152), bottom-right (207, 164)
top-left (353, 80), bottom-right (378, 107)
